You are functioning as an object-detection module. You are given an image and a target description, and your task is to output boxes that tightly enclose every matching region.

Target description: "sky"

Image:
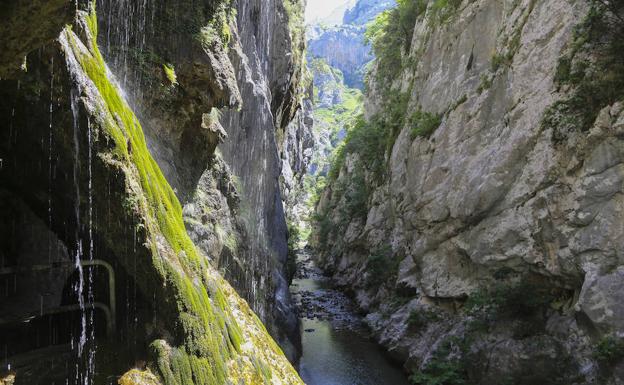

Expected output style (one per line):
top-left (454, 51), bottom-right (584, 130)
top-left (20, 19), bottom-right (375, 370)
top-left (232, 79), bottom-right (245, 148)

top-left (305, 0), bottom-right (356, 25)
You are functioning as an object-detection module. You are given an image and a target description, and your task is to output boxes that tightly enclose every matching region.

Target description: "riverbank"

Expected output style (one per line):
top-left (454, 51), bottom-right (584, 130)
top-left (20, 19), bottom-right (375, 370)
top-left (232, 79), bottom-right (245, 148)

top-left (290, 249), bottom-right (410, 385)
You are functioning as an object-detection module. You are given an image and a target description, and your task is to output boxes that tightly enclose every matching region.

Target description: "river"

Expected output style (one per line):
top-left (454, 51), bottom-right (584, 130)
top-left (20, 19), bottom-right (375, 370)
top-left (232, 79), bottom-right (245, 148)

top-left (290, 250), bottom-right (411, 385)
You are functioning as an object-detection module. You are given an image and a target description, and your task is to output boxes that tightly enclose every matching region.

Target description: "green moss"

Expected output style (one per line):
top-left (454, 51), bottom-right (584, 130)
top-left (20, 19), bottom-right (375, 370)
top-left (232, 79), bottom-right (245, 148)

top-left (65, 4), bottom-right (261, 385)
top-left (163, 64), bottom-right (178, 85)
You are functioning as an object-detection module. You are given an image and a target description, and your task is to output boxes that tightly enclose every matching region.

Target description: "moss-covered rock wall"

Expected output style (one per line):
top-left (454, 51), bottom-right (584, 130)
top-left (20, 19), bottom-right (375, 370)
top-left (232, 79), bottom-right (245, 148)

top-left (0, 0), bottom-right (309, 383)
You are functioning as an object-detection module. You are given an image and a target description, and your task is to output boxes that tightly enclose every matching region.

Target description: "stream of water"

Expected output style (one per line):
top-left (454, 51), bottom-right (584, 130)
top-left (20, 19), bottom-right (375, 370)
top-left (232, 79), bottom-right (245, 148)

top-left (290, 251), bottom-right (410, 385)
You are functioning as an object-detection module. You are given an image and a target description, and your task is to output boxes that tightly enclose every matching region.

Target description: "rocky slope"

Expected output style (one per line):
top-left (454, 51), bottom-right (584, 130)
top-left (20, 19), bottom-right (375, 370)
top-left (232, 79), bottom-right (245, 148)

top-left (0, 0), bottom-right (309, 383)
top-left (312, 0), bottom-right (624, 383)
top-left (307, 0), bottom-right (395, 89)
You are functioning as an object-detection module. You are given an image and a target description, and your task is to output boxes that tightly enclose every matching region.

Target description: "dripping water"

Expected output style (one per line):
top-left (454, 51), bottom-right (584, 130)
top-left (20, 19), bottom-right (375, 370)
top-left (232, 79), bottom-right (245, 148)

top-left (86, 117), bottom-right (96, 385)
top-left (69, 88), bottom-right (95, 385)
top-left (48, 58), bottom-right (54, 265)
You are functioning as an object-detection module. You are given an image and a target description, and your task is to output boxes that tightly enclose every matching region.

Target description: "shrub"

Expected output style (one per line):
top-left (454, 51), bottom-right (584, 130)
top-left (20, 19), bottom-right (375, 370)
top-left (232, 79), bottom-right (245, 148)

top-left (409, 110), bottom-right (442, 139)
top-left (366, 246), bottom-right (400, 288)
top-left (408, 308), bottom-right (442, 330)
top-left (342, 171), bottom-right (370, 219)
top-left (430, 0), bottom-right (464, 23)
top-left (286, 221), bottom-right (301, 279)
top-left (465, 281), bottom-right (554, 319)
top-left (546, 1), bottom-right (624, 134)
top-left (365, 0), bottom-right (427, 86)
top-left (409, 337), bottom-right (468, 385)
top-left (594, 335), bottom-right (624, 366)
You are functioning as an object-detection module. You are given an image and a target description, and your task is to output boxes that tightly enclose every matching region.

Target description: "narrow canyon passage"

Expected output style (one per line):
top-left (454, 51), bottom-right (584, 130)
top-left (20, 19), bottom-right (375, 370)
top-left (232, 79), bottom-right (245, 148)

top-left (290, 251), bottom-right (410, 385)
top-left (2, 0), bottom-right (624, 384)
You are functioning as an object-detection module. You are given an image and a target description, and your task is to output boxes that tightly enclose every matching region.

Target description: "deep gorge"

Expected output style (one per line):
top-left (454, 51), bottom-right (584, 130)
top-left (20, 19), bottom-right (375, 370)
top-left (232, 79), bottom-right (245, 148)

top-left (1, 0), bottom-right (624, 384)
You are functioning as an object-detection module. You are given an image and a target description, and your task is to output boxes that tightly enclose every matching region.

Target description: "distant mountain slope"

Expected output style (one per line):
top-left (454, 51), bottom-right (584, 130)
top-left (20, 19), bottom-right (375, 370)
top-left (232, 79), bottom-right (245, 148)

top-left (307, 0), bottom-right (395, 89)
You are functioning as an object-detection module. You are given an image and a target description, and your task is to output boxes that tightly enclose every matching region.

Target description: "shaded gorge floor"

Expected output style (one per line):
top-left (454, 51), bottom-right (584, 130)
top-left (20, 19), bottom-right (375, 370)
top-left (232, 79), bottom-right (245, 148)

top-left (290, 250), bottom-right (410, 385)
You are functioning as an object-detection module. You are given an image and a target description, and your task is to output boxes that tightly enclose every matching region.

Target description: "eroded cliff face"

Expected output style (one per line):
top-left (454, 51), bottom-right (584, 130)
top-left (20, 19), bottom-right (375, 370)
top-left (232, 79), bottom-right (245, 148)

top-left (0, 0), bottom-right (309, 383)
top-left (92, 0), bottom-right (311, 362)
top-left (313, 0), bottom-right (624, 383)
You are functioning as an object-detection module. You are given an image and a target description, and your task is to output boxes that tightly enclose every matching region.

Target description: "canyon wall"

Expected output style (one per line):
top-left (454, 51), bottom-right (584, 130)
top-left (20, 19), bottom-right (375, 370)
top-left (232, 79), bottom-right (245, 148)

top-left (0, 0), bottom-right (309, 383)
top-left (313, 0), bottom-right (624, 383)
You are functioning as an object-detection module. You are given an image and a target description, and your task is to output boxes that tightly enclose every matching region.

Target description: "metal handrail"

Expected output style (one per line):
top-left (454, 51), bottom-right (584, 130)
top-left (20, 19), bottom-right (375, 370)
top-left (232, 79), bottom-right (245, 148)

top-left (0, 302), bottom-right (113, 336)
top-left (0, 260), bottom-right (116, 332)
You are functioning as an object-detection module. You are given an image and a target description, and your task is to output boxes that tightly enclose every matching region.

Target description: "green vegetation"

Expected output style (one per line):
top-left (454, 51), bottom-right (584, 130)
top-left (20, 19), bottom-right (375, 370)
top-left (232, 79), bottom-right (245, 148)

top-left (409, 336), bottom-right (469, 385)
top-left (163, 64), bottom-right (178, 85)
top-left (197, 1), bottom-right (234, 47)
top-left (286, 220), bottom-right (301, 278)
top-left (430, 0), bottom-right (465, 23)
top-left (310, 58), bottom-right (364, 135)
top-left (365, 246), bottom-right (402, 288)
top-left (490, 0), bottom-right (537, 72)
top-left (545, 1), bottom-right (624, 136)
top-left (407, 308), bottom-right (442, 330)
top-left (594, 335), bottom-right (624, 366)
top-left (365, 0), bottom-right (426, 86)
top-left (465, 281), bottom-right (553, 316)
top-left (409, 110), bottom-right (442, 139)
top-left (476, 74), bottom-right (492, 94)
top-left (327, 114), bottom-right (387, 183)
top-left (65, 4), bottom-right (302, 384)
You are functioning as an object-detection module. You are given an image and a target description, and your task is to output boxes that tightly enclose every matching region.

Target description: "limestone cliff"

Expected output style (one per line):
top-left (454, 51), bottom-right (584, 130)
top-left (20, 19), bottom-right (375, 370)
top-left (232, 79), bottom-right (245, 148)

top-left (0, 0), bottom-right (309, 383)
top-left (93, 0), bottom-right (312, 361)
top-left (313, 0), bottom-right (624, 383)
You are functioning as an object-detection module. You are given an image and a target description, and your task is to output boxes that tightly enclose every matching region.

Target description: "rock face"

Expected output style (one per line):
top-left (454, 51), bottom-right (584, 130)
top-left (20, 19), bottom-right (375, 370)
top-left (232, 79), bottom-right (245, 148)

top-left (93, 0), bottom-right (312, 361)
top-left (0, 0), bottom-right (309, 383)
top-left (0, 0), bottom-right (76, 77)
top-left (343, 0), bottom-right (395, 25)
top-left (307, 24), bottom-right (371, 89)
top-left (306, 0), bottom-right (394, 89)
top-left (313, 0), bottom-right (624, 383)
top-left (217, 0), bottom-right (312, 359)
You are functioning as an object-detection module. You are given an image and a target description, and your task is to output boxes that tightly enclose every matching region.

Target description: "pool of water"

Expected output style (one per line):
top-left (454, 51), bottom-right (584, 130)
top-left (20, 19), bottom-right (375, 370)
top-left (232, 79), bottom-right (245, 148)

top-left (291, 252), bottom-right (410, 385)
top-left (298, 318), bottom-right (411, 385)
